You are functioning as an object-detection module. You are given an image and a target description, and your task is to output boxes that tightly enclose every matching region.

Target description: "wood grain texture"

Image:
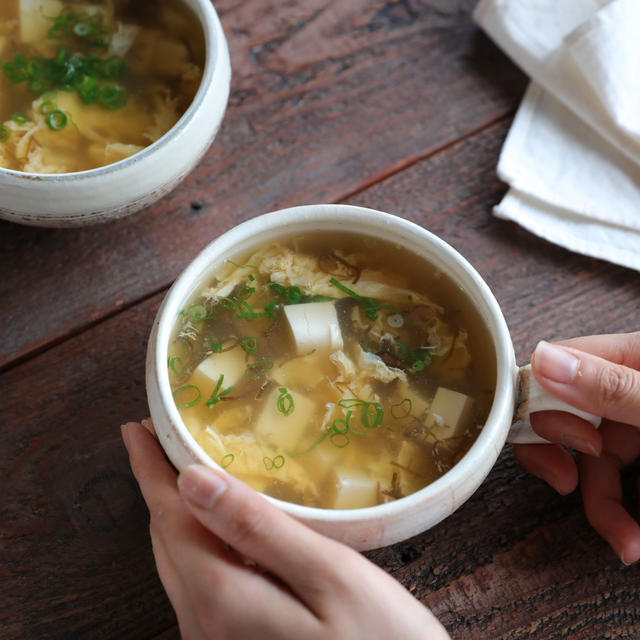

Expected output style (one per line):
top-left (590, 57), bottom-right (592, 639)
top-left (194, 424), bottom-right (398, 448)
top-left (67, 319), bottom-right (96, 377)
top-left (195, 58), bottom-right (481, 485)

top-left (0, 0), bottom-right (526, 369)
top-left (0, 294), bottom-right (174, 640)
top-left (3, 1), bottom-right (640, 638)
top-left (3, 112), bottom-right (639, 639)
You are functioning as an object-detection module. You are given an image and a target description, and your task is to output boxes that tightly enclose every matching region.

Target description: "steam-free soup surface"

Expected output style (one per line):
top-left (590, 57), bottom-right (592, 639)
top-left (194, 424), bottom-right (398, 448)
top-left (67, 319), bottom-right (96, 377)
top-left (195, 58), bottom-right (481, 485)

top-left (0, 0), bottom-right (204, 172)
top-left (169, 233), bottom-right (497, 509)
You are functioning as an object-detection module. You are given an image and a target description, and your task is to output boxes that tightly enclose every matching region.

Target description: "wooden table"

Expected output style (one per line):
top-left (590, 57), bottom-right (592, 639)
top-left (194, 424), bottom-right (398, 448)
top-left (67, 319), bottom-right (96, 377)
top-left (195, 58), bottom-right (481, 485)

top-left (3, 1), bottom-right (639, 638)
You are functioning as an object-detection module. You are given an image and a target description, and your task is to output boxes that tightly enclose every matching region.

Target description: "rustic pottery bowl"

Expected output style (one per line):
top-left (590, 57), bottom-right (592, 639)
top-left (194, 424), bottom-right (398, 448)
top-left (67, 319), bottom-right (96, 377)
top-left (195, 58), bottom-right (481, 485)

top-left (0, 0), bottom-right (230, 228)
top-left (146, 204), bottom-right (598, 551)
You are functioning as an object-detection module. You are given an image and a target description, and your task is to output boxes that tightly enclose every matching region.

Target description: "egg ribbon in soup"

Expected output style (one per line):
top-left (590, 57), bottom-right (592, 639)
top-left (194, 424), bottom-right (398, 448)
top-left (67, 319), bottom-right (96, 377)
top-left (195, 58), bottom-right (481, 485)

top-left (168, 234), bottom-right (497, 510)
top-left (0, 0), bottom-right (204, 173)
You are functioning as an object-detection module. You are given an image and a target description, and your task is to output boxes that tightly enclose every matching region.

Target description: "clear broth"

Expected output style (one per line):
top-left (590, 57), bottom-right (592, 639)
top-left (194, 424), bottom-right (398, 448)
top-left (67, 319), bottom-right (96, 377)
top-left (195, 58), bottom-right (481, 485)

top-left (168, 232), bottom-right (497, 509)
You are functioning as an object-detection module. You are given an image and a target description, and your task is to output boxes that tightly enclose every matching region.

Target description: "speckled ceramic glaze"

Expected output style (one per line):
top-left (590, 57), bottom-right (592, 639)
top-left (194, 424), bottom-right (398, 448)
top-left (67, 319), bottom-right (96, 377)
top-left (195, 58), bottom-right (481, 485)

top-left (0, 0), bottom-right (231, 227)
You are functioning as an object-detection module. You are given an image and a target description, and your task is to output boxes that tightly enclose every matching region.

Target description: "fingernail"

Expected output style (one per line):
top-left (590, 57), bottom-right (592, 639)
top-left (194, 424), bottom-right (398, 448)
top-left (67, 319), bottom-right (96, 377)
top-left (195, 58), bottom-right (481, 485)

top-left (141, 418), bottom-right (155, 434)
top-left (619, 540), bottom-right (640, 566)
top-left (178, 465), bottom-right (228, 509)
top-left (533, 341), bottom-right (580, 384)
top-left (619, 548), bottom-right (637, 566)
top-left (120, 423), bottom-right (131, 450)
top-left (561, 434), bottom-right (601, 457)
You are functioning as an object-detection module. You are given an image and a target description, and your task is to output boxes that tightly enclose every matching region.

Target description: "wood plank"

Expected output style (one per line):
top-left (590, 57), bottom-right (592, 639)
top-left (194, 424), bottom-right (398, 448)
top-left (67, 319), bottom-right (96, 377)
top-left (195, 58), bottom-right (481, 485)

top-left (3, 117), bottom-right (640, 638)
top-left (0, 293), bottom-right (177, 640)
top-left (0, 0), bottom-right (526, 369)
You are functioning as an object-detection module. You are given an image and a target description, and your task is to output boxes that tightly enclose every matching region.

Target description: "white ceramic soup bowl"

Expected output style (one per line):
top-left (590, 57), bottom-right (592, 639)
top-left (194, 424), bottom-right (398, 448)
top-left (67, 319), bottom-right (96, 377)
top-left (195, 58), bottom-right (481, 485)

top-left (0, 0), bottom-right (230, 228)
top-left (146, 204), bottom-right (599, 551)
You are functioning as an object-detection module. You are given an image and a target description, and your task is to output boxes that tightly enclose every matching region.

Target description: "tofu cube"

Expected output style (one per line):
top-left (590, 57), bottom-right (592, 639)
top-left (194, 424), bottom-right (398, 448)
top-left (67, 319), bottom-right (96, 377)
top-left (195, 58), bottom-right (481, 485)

top-left (428, 387), bottom-right (474, 440)
top-left (254, 387), bottom-right (316, 450)
top-left (189, 347), bottom-right (246, 400)
top-left (394, 441), bottom-right (434, 497)
top-left (274, 353), bottom-right (326, 388)
top-left (284, 302), bottom-right (343, 355)
top-left (332, 470), bottom-right (379, 509)
top-left (396, 441), bottom-right (423, 474)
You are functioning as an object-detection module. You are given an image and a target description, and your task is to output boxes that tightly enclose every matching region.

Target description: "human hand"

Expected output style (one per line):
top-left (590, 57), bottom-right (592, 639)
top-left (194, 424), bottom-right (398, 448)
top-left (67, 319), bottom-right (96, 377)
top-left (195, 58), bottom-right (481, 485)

top-left (513, 332), bottom-right (640, 565)
top-left (121, 421), bottom-right (450, 640)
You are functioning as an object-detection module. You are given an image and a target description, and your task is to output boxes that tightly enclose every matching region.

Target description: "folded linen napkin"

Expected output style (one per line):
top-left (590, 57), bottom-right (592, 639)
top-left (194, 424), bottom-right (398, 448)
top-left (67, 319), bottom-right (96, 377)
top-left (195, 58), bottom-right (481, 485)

top-left (473, 0), bottom-right (640, 271)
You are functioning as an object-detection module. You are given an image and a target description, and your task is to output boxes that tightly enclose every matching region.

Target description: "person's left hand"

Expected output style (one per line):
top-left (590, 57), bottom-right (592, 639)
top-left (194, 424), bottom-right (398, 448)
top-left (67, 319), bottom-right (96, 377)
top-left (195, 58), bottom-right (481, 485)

top-left (121, 421), bottom-right (450, 640)
top-left (513, 335), bottom-right (640, 565)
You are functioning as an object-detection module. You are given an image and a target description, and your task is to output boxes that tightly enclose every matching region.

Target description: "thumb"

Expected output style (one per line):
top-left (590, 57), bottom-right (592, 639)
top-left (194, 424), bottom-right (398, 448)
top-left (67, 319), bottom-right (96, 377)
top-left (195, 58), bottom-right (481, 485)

top-left (177, 464), bottom-right (351, 598)
top-left (532, 340), bottom-right (640, 428)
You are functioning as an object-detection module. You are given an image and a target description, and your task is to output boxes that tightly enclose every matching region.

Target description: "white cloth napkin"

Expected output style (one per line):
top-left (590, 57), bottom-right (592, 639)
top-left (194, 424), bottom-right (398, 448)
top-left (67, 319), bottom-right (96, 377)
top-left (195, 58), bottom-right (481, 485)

top-left (473, 0), bottom-right (640, 271)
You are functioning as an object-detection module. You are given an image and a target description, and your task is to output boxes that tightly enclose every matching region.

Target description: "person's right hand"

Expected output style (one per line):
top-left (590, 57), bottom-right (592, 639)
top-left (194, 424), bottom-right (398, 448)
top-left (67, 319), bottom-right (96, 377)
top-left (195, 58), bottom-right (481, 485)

top-left (122, 421), bottom-right (450, 640)
top-left (513, 332), bottom-right (640, 565)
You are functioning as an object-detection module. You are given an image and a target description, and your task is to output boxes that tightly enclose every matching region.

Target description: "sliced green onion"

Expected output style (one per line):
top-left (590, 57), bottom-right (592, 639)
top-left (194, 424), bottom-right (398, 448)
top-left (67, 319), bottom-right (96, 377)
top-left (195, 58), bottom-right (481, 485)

top-left (187, 303), bottom-right (207, 323)
top-left (329, 415), bottom-right (349, 435)
top-left (172, 384), bottom-right (201, 408)
top-left (391, 398), bottom-right (412, 419)
top-left (46, 109), bottom-right (67, 131)
top-left (219, 297), bottom-right (237, 311)
top-left (394, 340), bottom-right (408, 356)
top-left (242, 336), bottom-right (258, 352)
top-left (49, 16), bottom-right (72, 39)
top-left (361, 401), bottom-right (383, 429)
top-left (236, 299), bottom-right (268, 319)
top-left (102, 56), bottom-right (126, 78)
top-left (39, 100), bottom-right (56, 115)
top-left (168, 356), bottom-right (184, 376)
top-left (98, 84), bottom-right (126, 109)
top-left (276, 387), bottom-right (294, 416)
top-left (76, 74), bottom-right (99, 103)
top-left (329, 277), bottom-right (400, 319)
top-left (330, 432), bottom-right (350, 448)
top-left (337, 398), bottom-right (383, 429)
top-left (329, 277), bottom-right (363, 300)
top-left (29, 79), bottom-right (45, 93)
top-left (11, 111), bottom-right (28, 124)
top-left (263, 298), bottom-right (279, 318)
top-left (205, 374), bottom-right (235, 406)
top-left (236, 282), bottom-right (255, 300)
top-left (268, 281), bottom-right (286, 296)
top-left (221, 453), bottom-right (235, 469)
top-left (0, 125), bottom-right (10, 142)
top-left (263, 455), bottom-right (286, 470)
top-left (285, 286), bottom-right (302, 304)
top-left (268, 282), bottom-right (306, 305)
top-left (303, 294), bottom-right (334, 303)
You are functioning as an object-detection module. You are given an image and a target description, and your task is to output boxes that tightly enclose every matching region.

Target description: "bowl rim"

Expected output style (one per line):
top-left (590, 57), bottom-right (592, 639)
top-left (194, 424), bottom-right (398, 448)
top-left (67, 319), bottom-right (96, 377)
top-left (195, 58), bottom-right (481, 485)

top-left (0, 0), bottom-right (222, 181)
top-left (149, 203), bottom-right (517, 526)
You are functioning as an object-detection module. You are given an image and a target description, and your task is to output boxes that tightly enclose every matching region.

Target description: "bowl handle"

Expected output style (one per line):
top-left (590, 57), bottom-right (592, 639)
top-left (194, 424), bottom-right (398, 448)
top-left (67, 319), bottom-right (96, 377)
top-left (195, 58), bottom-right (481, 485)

top-left (507, 364), bottom-right (602, 444)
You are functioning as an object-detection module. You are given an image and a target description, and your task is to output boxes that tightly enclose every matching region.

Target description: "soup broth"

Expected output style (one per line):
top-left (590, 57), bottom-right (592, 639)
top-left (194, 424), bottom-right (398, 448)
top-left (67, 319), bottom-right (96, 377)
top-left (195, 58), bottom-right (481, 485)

top-left (0, 0), bottom-right (204, 173)
top-left (168, 233), bottom-right (497, 509)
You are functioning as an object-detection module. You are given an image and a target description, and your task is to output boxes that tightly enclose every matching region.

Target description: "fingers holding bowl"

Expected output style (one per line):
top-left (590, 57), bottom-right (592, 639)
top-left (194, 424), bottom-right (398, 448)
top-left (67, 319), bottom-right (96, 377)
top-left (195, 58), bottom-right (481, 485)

top-left (532, 338), bottom-right (640, 427)
top-left (579, 421), bottom-right (640, 565)
top-left (513, 441), bottom-right (578, 496)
